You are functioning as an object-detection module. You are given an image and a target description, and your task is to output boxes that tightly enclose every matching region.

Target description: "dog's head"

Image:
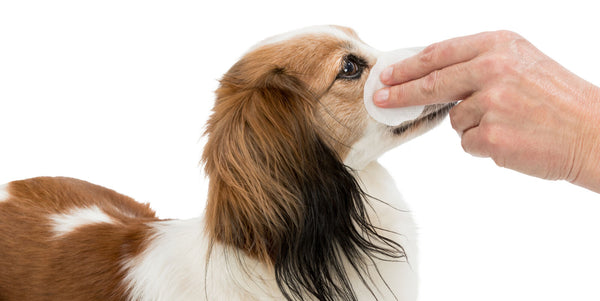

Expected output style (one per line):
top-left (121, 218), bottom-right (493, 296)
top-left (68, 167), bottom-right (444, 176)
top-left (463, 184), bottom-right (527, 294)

top-left (230, 25), bottom-right (451, 169)
top-left (202, 26), bottom-right (449, 300)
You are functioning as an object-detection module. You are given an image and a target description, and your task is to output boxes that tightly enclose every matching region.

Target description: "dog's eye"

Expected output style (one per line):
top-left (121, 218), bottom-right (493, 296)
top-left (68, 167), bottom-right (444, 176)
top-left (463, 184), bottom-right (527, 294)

top-left (337, 55), bottom-right (365, 80)
top-left (341, 60), bottom-right (359, 77)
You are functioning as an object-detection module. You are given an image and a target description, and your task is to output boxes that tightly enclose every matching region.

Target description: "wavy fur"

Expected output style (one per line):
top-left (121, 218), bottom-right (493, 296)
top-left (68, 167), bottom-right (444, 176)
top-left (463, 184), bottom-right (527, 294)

top-left (202, 58), bottom-right (406, 300)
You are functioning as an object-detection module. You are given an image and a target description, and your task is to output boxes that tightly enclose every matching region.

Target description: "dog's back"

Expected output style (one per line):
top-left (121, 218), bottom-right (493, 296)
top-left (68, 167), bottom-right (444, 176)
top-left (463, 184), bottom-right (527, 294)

top-left (0, 177), bottom-right (157, 300)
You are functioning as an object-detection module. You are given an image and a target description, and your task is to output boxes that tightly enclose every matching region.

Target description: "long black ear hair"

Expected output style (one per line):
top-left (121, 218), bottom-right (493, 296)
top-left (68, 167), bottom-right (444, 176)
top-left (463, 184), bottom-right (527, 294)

top-left (203, 57), bottom-right (406, 301)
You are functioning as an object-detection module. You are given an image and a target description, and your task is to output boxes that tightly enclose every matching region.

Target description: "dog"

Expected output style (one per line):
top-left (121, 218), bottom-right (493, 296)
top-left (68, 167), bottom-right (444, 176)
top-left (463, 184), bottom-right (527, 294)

top-left (0, 25), bottom-right (452, 300)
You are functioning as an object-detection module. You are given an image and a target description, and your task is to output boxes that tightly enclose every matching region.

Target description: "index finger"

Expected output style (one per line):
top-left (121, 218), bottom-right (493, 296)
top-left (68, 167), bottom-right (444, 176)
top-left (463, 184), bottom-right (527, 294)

top-left (376, 59), bottom-right (478, 108)
top-left (381, 31), bottom-right (498, 86)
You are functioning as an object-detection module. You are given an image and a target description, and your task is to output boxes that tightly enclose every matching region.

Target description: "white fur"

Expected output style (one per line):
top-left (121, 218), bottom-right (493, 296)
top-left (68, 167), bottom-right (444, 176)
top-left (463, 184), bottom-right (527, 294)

top-left (0, 183), bottom-right (8, 203)
top-left (249, 25), bottom-right (380, 57)
top-left (123, 218), bottom-right (210, 301)
top-left (345, 120), bottom-right (401, 170)
top-left (250, 26), bottom-right (351, 52)
top-left (124, 162), bottom-right (417, 301)
top-left (347, 116), bottom-right (446, 171)
top-left (124, 218), bottom-right (284, 301)
top-left (50, 205), bottom-right (115, 236)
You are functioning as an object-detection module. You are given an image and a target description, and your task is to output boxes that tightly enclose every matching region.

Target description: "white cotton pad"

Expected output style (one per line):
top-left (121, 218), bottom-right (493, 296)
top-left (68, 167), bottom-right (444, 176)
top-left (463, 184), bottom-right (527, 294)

top-left (364, 47), bottom-right (425, 126)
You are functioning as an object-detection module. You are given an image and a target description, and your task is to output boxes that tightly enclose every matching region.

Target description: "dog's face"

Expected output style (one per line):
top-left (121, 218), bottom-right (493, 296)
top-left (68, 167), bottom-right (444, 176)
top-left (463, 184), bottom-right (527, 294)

top-left (242, 25), bottom-right (452, 169)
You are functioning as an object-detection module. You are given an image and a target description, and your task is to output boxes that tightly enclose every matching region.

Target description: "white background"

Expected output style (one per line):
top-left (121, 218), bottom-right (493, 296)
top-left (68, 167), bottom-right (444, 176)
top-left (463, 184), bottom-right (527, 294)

top-left (1, 1), bottom-right (599, 300)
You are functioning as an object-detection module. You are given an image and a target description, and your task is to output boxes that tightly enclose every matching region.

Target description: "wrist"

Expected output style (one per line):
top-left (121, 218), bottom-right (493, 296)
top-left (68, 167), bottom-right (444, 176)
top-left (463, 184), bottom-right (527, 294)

top-left (569, 85), bottom-right (600, 193)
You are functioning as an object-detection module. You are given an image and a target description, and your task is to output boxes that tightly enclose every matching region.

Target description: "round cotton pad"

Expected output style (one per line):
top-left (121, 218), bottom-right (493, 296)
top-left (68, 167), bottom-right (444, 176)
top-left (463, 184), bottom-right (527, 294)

top-left (364, 47), bottom-right (425, 126)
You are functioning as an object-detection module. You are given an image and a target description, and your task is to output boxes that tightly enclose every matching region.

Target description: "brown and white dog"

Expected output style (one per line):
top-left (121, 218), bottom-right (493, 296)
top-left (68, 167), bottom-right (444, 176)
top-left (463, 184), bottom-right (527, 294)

top-left (0, 26), bottom-right (452, 301)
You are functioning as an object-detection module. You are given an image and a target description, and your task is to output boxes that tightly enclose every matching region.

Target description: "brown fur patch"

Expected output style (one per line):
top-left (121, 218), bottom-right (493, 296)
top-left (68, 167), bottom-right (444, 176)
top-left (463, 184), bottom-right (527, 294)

top-left (202, 30), bottom-right (374, 263)
top-left (316, 71), bottom-right (371, 159)
top-left (203, 65), bottom-right (317, 263)
top-left (0, 177), bottom-right (158, 300)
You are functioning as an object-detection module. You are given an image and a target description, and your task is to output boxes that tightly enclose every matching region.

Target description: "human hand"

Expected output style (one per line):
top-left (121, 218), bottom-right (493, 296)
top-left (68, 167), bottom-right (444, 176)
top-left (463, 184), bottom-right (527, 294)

top-left (374, 31), bottom-right (600, 193)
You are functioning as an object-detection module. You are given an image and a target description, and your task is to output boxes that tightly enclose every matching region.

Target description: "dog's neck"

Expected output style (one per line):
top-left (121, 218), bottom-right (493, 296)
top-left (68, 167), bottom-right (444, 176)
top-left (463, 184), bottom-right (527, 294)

top-left (124, 161), bottom-right (417, 301)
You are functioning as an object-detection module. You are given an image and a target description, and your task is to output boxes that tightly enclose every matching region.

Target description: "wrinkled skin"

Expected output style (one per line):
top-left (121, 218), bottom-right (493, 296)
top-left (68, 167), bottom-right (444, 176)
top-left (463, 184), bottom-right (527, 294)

top-left (374, 30), bottom-right (600, 193)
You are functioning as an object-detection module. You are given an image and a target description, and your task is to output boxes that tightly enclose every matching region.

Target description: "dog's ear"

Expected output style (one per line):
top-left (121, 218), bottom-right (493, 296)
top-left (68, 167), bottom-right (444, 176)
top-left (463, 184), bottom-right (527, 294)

top-left (203, 62), bottom-right (319, 263)
top-left (203, 59), bottom-right (405, 301)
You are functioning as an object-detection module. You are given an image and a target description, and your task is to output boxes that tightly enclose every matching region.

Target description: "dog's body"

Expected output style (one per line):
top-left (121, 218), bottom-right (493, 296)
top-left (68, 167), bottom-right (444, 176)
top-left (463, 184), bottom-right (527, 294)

top-left (0, 164), bottom-right (414, 301)
top-left (0, 26), bottom-right (451, 300)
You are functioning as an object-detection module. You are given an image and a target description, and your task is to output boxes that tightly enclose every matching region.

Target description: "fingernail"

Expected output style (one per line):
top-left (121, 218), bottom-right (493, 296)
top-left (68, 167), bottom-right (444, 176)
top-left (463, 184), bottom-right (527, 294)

top-left (374, 89), bottom-right (389, 106)
top-left (380, 66), bottom-right (394, 83)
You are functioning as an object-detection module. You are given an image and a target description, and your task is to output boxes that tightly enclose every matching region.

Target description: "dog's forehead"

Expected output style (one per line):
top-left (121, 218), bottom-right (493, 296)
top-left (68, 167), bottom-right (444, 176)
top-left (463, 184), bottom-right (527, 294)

top-left (249, 25), bottom-right (367, 53)
top-left (263, 26), bottom-right (353, 45)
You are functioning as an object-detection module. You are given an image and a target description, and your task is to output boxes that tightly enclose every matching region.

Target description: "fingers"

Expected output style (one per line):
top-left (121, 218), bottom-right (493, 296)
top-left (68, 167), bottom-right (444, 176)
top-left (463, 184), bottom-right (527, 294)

top-left (460, 126), bottom-right (489, 158)
top-left (374, 60), bottom-right (477, 108)
top-left (449, 90), bottom-right (493, 157)
top-left (380, 32), bottom-right (490, 86)
top-left (449, 97), bottom-right (484, 136)
top-left (374, 30), bottom-right (524, 108)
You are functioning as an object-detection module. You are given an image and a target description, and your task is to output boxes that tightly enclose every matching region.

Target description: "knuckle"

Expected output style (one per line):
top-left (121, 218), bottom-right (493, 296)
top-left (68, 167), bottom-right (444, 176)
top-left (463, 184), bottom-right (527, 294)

top-left (449, 106), bottom-right (460, 128)
top-left (479, 88), bottom-right (501, 110)
top-left (449, 103), bottom-right (467, 131)
top-left (389, 85), bottom-right (406, 104)
top-left (460, 131), bottom-right (481, 156)
top-left (479, 122), bottom-right (503, 150)
top-left (419, 43), bottom-right (440, 67)
top-left (476, 52), bottom-right (518, 79)
top-left (460, 117), bottom-right (507, 159)
top-left (419, 42), bottom-right (455, 69)
top-left (475, 55), bottom-right (497, 77)
top-left (420, 70), bottom-right (441, 96)
top-left (479, 123), bottom-right (494, 144)
top-left (492, 30), bottom-right (522, 43)
top-left (450, 117), bottom-right (461, 133)
top-left (460, 136), bottom-right (470, 152)
top-left (513, 36), bottom-right (532, 52)
top-left (491, 156), bottom-right (507, 168)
